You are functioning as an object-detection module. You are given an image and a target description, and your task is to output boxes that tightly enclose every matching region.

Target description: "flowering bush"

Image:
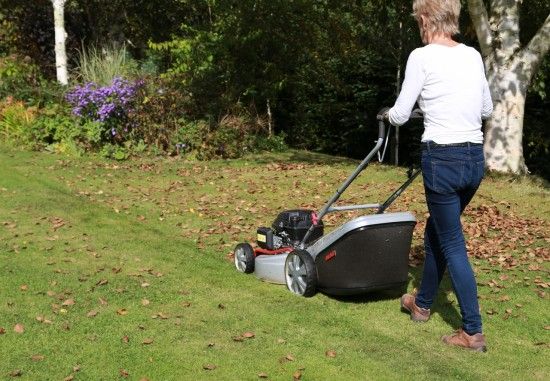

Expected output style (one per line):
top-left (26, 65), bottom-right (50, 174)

top-left (66, 77), bottom-right (143, 143)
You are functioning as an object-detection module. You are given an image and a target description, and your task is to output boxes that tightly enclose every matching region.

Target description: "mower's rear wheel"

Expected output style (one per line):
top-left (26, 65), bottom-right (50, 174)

top-left (284, 250), bottom-right (317, 297)
top-left (234, 243), bottom-right (255, 273)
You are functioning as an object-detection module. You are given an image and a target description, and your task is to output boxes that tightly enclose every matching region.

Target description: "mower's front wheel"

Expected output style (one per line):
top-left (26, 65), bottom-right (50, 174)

top-left (234, 243), bottom-right (255, 273)
top-left (284, 250), bottom-right (317, 297)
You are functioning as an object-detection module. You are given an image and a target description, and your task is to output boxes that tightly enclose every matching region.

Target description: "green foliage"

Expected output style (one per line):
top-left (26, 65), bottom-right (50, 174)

top-left (0, 55), bottom-right (40, 99)
top-left (75, 43), bottom-right (139, 86)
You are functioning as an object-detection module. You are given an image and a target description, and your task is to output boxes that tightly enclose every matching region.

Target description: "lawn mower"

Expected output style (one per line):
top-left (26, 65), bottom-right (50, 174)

top-left (234, 109), bottom-right (423, 297)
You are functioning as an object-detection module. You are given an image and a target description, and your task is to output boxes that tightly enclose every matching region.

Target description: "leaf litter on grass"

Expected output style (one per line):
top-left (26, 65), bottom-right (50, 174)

top-left (2, 151), bottom-right (549, 380)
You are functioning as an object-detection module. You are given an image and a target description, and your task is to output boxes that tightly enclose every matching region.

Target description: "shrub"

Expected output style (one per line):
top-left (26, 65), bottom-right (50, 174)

top-left (0, 97), bottom-right (37, 145)
top-left (196, 111), bottom-right (287, 160)
top-left (129, 76), bottom-right (192, 152)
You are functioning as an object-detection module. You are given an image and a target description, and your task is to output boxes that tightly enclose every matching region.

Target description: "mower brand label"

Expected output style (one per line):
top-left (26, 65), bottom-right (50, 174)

top-left (257, 234), bottom-right (266, 243)
top-left (324, 250), bottom-right (336, 262)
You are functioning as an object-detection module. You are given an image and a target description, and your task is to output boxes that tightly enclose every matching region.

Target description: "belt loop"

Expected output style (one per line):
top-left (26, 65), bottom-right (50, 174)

top-left (426, 141), bottom-right (431, 153)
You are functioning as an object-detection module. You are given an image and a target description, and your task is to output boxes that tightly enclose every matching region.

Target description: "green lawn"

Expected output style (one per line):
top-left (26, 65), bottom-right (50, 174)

top-left (0, 147), bottom-right (548, 381)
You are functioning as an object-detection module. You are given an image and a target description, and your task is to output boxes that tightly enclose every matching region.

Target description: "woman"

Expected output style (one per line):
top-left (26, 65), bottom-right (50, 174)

top-left (385, 0), bottom-right (493, 352)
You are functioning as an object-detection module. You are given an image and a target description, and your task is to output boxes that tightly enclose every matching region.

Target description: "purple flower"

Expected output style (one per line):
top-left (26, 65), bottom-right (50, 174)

top-left (65, 77), bottom-right (143, 141)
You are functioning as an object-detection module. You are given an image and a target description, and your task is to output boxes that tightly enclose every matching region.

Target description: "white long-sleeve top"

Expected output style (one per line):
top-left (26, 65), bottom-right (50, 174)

top-left (388, 43), bottom-right (493, 144)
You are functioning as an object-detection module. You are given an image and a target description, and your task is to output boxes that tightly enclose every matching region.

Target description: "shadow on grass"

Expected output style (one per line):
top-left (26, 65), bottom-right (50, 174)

top-left (323, 244), bottom-right (463, 331)
top-left (245, 149), bottom-right (358, 165)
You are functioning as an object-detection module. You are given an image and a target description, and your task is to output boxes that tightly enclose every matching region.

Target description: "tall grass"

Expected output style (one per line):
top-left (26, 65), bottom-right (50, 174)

top-left (75, 43), bottom-right (138, 85)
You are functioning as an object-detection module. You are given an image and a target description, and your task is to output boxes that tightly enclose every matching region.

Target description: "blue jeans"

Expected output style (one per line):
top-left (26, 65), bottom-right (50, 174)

top-left (415, 142), bottom-right (484, 335)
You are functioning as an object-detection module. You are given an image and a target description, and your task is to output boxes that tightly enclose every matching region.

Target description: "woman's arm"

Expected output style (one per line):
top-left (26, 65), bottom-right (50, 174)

top-left (388, 49), bottom-right (426, 126)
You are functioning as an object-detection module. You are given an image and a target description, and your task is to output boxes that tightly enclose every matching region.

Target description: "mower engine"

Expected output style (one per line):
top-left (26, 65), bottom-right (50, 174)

top-left (256, 209), bottom-right (324, 250)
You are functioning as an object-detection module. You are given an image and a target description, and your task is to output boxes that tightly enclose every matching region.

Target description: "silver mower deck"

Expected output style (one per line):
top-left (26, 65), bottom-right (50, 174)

top-left (254, 211), bottom-right (416, 285)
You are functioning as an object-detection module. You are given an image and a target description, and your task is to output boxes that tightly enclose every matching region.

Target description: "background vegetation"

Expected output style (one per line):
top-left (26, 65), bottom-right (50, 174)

top-left (0, 0), bottom-right (548, 175)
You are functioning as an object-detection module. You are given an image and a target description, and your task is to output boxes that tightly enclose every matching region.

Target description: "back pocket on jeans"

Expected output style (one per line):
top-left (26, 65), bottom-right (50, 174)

top-left (428, 160), bottom-right (464, 193)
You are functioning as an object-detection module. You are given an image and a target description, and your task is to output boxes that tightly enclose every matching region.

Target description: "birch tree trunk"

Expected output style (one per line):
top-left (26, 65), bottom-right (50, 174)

top-left (52, 0), bottom-right (68, 85)
top-left (467, 0), bottom-right (550, 174)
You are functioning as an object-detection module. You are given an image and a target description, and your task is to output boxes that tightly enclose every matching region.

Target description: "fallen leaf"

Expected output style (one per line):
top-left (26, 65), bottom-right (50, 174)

top-left (117, 308), bottom-right (128, 316)
top-left (325, 350), bottom-right (337, 358)
top-left (87, 310), bottom-right (98, 318)
top-left (141, 282), bottom-right (150, 288)
top-left (73, 365), bottom-right (81, 372)
top-left (20, 285), bottom-right (28, 291)
top-left (277, 338), bottom-right (286, 344)
top-left (242, 331), bottom-right (255, 339)
top-left (544, 326), bottom-right (550, 330)
top-left (141, 299), bottom-right (150, 306)
top-left (122, 335), bottom-right (130, 343)
top-left (63, 375), bottom-right (74, 381)
top-left (182, 302), bottom-right (191, 307)
top-left (96, 279), bottom-right (108, 286)
top-left (9, 369), bottom-right (22, 377)
top-left (62, 299), bottom-right (75, 306)
top-left (258, 372), bottom-right (268, 378)
top-left (99, 297), bottom-right (108, 306)
top-left (120, 369), bottom-right (129, 378)
top-left (0, 327), bottom-right (5, 334)
top-left (218, 303), bottom-right (225, 309)
top-left (31, 354), bottom-right (45, 361)
top-left (14, 324), bottom-right (24, 333)
top-left (203, 364), bottom-right (217, 371)
top-left (293, 370), bottom-right (302, 380)
top-left (142, 338), bottom-right (154, 345)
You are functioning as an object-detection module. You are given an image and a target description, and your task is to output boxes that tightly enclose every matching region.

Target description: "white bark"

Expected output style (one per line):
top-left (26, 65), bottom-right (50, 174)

top-left (52, 0), bottom-right (68, 86)
top-left (467, 0), bottom-right (550, 174)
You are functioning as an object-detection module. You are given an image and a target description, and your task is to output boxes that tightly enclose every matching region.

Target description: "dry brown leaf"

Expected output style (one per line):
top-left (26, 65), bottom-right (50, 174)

top-left (122, 335), bottom-right (130, 343)
top-left (293, 370), bottom-right (302, 380)
top-left (31, 354), bottom-right (45, 361)
top-left (63, 375), bottom-right (74, 381)
top-left (96, 279), bottom-right (108, 286)
top-left (117, 308), bottom-right (128, 316)
top-left (99, 297), bottom-right (108, 306)
top-left (62, 299), bottom-right (75, 306)
top-left (20, 285), bottom-right (28, 291)
top-left (9, 369), bottom-right (22, 377)
top-left (87, 310), bottom-right (98, 318)
top-left (141, 299), bottom-right (150, 306)
top-left (14, 324), bottom-right (24, 333)
top-left (142, 338), bottom-right (154, 345)
top-left (325, 350), bottom-right (337, 358)
top-left (203, 364), bottom-right (217, 371)
top-left (120, 369), bottom-right (129, 378)
top-left (242, 331), bottom-right (255, 339)
top-left (258, 372), bottom-right (268, 378)
top-left (0, 327), bottom-right (6, 334)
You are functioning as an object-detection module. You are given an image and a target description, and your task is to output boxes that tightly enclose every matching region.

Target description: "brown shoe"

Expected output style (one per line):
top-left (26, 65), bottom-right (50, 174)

top-left (442, 329), bottom-right (487, 352)
top-left (400, 293), bottom-right (430, 322)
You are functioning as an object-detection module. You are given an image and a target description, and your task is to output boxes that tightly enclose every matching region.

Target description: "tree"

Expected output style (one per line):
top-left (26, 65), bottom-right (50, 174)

top-left (467, 0), bottom-right (550, 174)
top-left (51, 0), bottom-right (68, 85)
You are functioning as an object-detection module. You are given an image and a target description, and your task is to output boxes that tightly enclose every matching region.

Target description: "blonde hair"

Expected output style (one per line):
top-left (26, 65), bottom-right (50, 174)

top-left (413, 0), bottom-right (461, 36)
